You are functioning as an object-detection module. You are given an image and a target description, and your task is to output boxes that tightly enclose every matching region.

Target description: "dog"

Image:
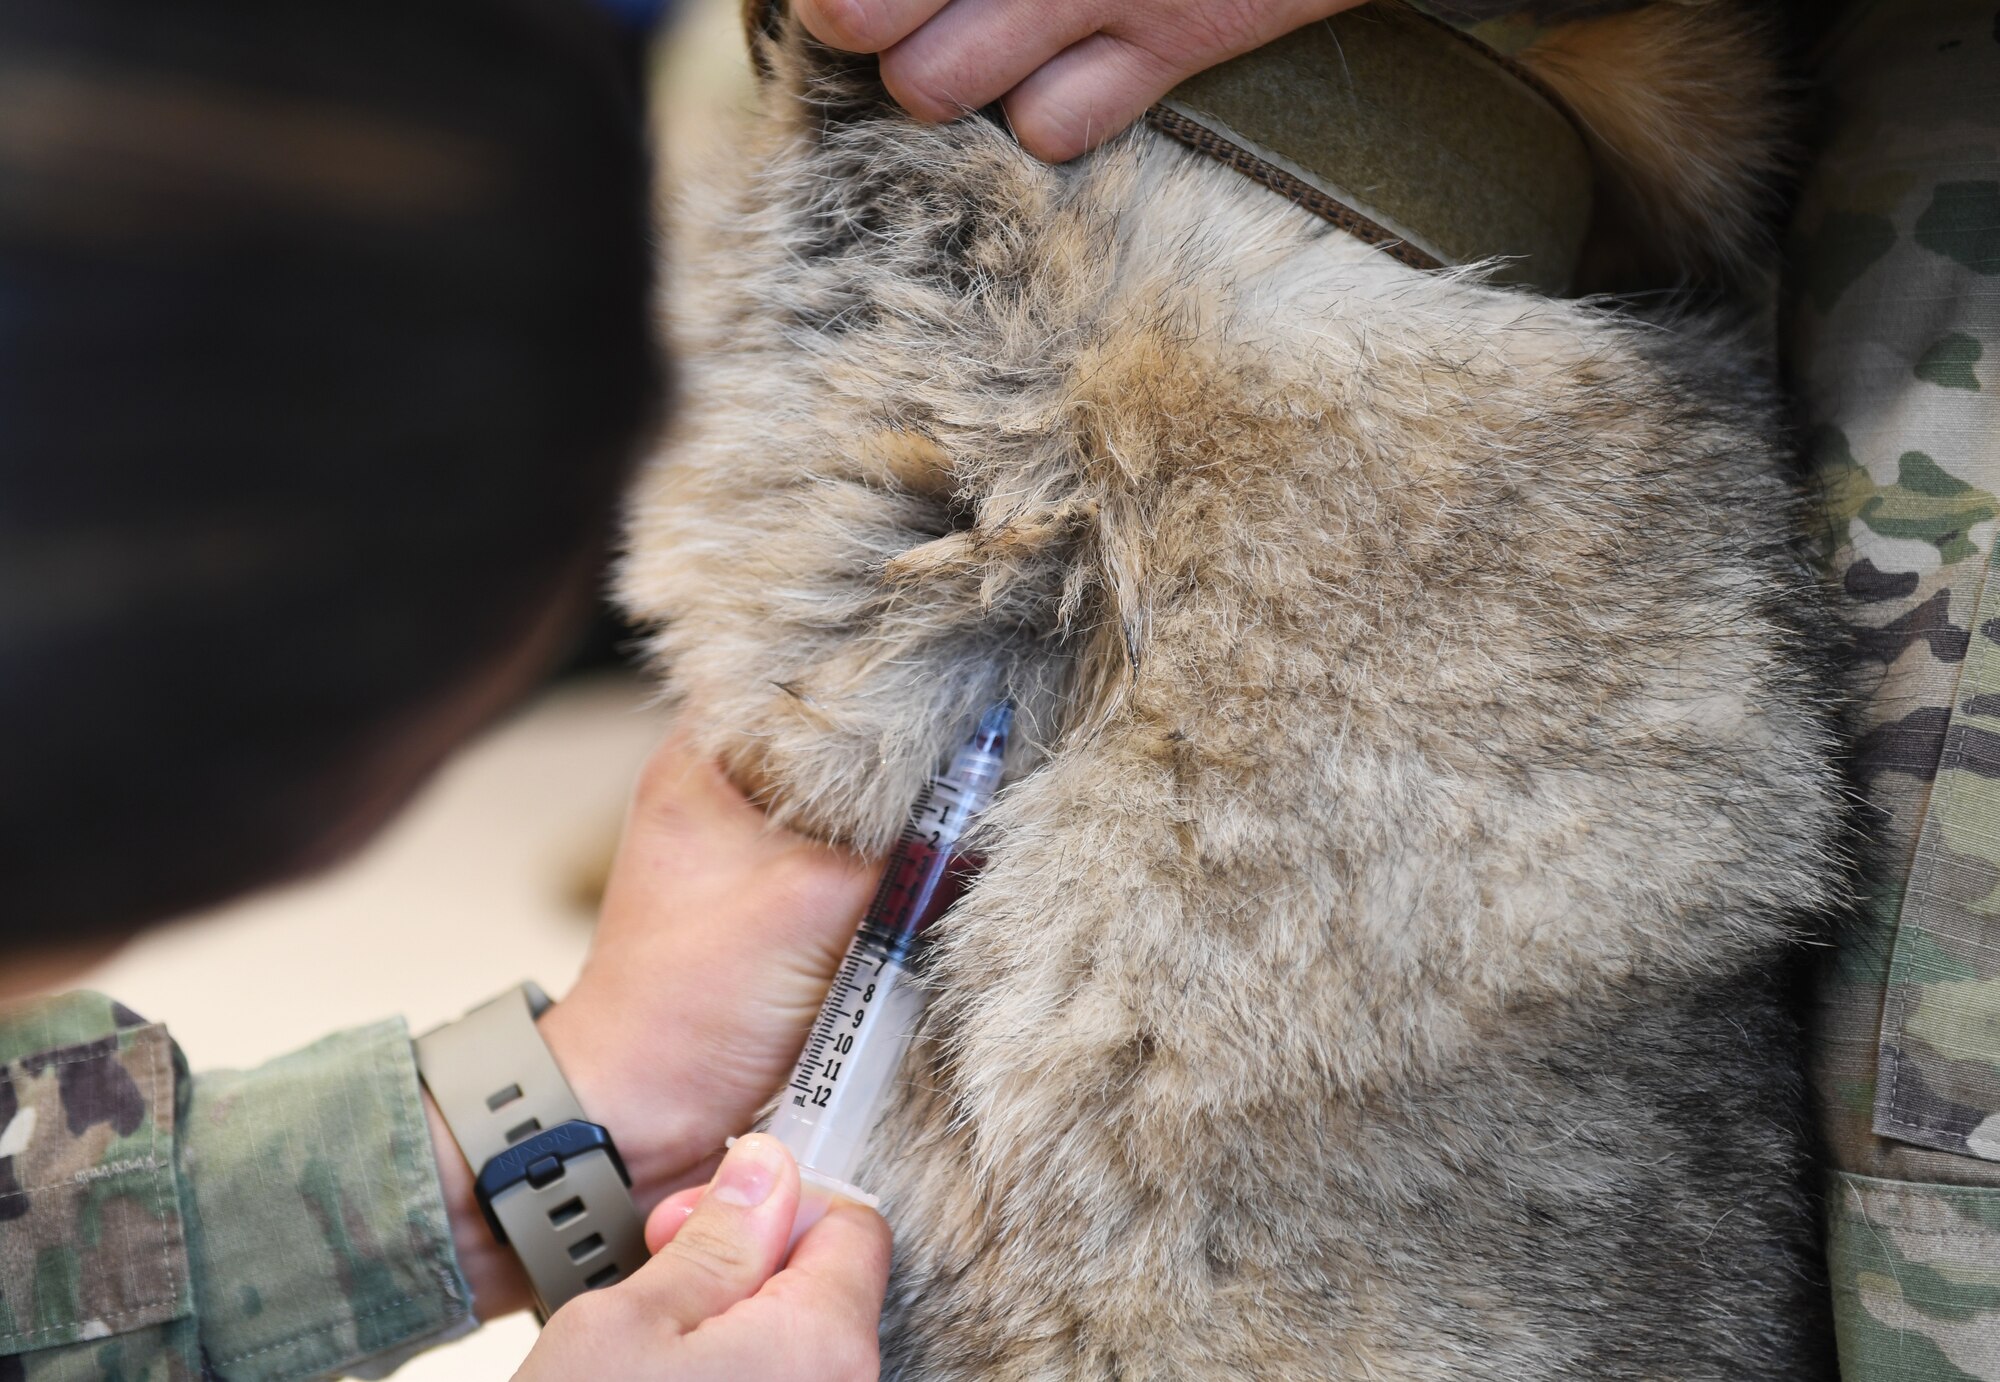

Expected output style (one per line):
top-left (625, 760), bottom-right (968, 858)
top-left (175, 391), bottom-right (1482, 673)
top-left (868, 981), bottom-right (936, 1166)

top-left (620, 3), bottom-right (1848, 1375)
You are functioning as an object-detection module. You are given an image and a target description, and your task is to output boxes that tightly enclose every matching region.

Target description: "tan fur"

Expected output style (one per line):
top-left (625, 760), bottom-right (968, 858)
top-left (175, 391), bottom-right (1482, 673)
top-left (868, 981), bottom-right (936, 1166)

top-left (622, 9), bottom-right (1842, 1377)
top-left (1513, 1), bottom-right (1788, 273)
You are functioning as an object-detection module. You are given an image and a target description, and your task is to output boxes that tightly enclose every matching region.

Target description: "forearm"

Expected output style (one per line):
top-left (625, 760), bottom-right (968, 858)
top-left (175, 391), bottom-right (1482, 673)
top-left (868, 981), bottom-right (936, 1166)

top-left (0, 994), bottom-right (484, 1381)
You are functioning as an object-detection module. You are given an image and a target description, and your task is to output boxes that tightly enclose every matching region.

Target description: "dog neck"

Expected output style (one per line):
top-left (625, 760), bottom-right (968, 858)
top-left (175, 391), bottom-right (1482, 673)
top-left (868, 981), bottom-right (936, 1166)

top-left (1149, 2), bottom-right (1592, 296)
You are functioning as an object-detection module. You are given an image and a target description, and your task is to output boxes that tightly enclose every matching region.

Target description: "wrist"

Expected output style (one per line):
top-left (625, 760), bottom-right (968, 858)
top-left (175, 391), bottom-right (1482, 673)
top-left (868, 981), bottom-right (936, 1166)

top-left (423, 1088), bottom-right (533, 1320)
top-left (420, 989), bottom-right (694, 1321)
top-left (534, 994), bottom-right (720, 1202)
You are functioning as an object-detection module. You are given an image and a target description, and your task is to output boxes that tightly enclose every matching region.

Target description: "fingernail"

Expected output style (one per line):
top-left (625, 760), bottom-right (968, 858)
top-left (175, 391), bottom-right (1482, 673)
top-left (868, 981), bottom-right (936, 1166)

top-left (711, 1133), bottom-right (784, 1207)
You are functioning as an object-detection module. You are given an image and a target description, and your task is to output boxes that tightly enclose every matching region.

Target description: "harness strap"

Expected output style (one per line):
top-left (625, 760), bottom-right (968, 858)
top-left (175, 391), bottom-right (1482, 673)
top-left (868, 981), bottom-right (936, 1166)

top-left (1150, 2), bottom-right (1592, 295)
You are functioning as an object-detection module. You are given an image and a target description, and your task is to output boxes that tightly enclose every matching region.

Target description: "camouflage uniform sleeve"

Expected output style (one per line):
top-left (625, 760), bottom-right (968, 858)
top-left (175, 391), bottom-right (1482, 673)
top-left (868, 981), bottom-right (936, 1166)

top-left (1791, 0), bottom-right (2000, 1377)
top-left (0, 992), bottom-right (475, 1382)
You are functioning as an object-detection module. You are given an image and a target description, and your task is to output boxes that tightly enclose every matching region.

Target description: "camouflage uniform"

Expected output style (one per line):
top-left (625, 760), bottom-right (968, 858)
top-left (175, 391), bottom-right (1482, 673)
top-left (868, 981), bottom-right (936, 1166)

top-left (0, 2), bottom-right (1988, 1380)
top-left (0, 994), bottom-right (473, 1380)
top-left (1792, 0), bottom-right (2000, 1376)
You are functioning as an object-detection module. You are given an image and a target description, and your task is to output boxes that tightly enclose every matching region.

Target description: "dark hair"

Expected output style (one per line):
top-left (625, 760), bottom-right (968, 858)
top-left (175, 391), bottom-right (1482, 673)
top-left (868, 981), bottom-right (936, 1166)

top-left (0, 0), bottom-right (659, 943)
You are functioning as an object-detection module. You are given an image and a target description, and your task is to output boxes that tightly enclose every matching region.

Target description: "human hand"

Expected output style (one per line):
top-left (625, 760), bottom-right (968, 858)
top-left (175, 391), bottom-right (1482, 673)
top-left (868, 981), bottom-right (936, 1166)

top-left (429, 731), bottom-right (880, 1318)
top-left (792, 0), bottom-right (1369, 162)
top-left (514, 1133), bottom-right (892, 1381)
top-left (541, 733), bottom-right (880, 1198)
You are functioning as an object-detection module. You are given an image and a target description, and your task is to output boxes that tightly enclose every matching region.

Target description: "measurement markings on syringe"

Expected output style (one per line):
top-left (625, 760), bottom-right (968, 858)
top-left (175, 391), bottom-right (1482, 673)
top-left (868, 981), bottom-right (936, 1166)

top-left (790, 948), bottom-right (893, 1108)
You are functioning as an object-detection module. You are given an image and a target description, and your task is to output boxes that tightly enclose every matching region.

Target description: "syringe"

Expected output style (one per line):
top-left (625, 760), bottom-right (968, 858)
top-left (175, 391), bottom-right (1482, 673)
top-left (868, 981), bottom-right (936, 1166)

top-left (764, 702), bottom-right (1011, 1205)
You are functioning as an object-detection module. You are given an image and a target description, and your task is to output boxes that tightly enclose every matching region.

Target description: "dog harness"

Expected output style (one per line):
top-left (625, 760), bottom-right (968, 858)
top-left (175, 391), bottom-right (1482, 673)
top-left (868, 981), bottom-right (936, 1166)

top-left (1150, 2), bottom-right (1593, 295)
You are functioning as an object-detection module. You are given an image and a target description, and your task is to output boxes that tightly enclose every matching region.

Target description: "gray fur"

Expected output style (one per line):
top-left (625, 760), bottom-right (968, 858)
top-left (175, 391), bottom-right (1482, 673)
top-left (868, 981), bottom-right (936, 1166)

top-left (621, 25), bottom-right (1846, 1379)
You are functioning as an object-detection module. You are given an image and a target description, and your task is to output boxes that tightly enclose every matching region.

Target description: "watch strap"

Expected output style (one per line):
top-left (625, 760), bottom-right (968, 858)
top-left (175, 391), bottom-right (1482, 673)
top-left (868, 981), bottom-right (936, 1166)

top-left (415, 985), bottom-right (647, 1318)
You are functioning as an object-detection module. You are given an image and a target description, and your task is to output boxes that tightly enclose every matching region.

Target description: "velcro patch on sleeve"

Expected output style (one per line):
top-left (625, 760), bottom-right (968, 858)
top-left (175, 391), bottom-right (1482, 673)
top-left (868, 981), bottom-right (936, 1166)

top-left (0, 1021), bottom-right (192, 1352)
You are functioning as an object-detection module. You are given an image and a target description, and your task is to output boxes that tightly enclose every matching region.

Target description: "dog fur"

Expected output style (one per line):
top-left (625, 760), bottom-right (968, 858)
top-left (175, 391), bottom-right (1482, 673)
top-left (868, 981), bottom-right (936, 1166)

top-left (1503, 0), bottom-right (1790, 278)
top-left (620, 7), bottom-right (1846, 1376)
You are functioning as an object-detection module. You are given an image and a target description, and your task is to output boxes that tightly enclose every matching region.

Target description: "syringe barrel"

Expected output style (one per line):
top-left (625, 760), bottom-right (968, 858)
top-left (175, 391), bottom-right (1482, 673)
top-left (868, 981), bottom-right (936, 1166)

top-left (858, 702), bottom-right (1008, 959)
top-left (765, 703), bottom-right (1010, 1195)
top-left (765, 942), bottom-right (925, 1187)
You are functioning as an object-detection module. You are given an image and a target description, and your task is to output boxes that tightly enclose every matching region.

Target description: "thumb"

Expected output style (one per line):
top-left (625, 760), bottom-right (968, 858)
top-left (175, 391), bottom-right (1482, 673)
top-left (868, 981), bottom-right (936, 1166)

top-left (627, 1134), bottom-right (801, 1335)
top-left (644, 1185), bottom-right (706, 1255)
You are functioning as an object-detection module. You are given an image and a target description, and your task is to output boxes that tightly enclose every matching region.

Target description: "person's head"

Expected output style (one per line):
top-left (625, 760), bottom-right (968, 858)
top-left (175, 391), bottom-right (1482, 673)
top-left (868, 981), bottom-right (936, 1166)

top-left (1, 0), bottom-right (659, 965)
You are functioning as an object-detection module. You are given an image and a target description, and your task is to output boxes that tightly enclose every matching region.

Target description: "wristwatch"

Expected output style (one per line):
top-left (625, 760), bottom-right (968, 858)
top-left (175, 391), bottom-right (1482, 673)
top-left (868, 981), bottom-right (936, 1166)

top-left (415, 984), bottom-right (648, 1320)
